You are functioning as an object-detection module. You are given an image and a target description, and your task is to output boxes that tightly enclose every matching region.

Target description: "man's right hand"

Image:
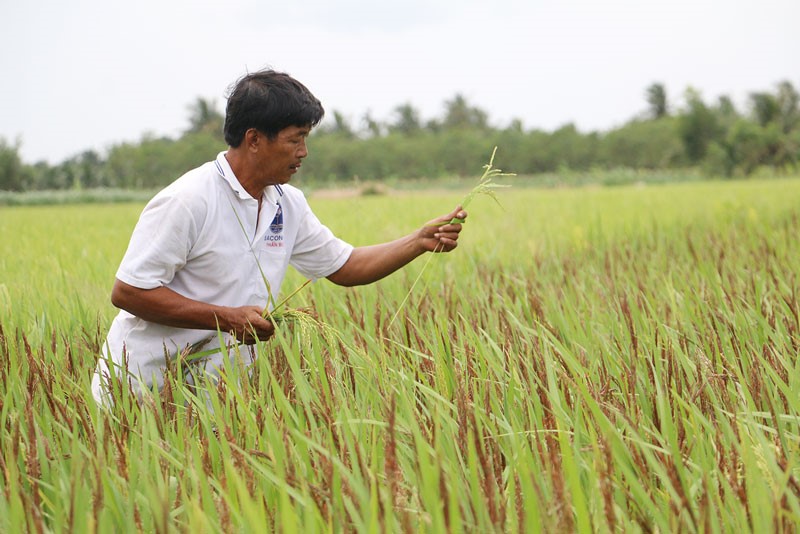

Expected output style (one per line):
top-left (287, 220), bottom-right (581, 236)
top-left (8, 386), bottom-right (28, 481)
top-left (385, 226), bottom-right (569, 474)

top-left (221, 305), bottom-right (275, 344)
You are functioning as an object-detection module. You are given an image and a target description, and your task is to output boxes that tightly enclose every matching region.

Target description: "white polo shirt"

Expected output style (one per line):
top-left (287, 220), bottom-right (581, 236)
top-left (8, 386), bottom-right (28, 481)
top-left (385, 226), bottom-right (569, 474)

top-left (92, 152), bottom-right (353, 401)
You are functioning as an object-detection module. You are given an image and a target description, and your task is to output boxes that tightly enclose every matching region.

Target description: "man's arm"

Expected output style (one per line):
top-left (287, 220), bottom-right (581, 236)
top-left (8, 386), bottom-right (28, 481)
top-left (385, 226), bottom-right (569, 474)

top-left (326, 206), bottom-right (467, 287)
top-left (111, 280), bottom-right (274, 344)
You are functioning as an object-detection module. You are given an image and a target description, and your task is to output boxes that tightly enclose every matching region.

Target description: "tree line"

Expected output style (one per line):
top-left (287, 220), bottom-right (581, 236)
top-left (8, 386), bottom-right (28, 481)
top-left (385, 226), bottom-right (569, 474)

top-left (1, 80), bottom-right (798, 192)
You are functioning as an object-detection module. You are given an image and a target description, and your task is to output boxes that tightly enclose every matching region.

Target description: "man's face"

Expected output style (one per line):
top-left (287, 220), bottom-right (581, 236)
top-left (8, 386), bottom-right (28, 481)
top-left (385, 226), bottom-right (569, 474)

top-left (256, 125), bottom-right (310, 184)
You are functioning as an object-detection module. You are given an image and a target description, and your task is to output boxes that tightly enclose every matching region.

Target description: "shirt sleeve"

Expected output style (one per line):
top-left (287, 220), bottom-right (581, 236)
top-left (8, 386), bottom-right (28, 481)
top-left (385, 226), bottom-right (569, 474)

top-left (289, 204), bottom-right (353, 281)
top-left (116, 193), bottom-right (198, 289)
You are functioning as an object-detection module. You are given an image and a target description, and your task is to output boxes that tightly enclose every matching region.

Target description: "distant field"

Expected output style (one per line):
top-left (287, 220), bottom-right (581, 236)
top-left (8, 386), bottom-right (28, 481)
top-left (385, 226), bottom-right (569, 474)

top-left (2, 177), bottom-right (800, 531)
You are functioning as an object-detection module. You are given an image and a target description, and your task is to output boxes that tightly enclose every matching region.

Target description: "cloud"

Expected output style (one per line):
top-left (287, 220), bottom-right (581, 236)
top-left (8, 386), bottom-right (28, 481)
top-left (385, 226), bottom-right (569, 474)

top-left (247, 0), bottom-right (454, 32)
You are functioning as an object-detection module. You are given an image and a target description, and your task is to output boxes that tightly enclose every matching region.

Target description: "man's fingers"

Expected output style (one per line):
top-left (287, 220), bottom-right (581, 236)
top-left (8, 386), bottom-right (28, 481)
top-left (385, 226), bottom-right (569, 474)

top-left (233, 312), bottom-right (275, 344)
top-left (433, 239), bottom-right (458, 252)
top-left (434, 229), bottom-right (460, 239)
top-left (435, 227), bottom-right (461, 243)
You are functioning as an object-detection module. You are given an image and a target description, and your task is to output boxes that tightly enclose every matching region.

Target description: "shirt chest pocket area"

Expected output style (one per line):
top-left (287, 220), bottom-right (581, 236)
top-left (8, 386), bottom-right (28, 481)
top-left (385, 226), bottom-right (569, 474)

top-left (257, 235), bottom-right (288, 272)
top-left (254, 236), bottom-right (287, 302)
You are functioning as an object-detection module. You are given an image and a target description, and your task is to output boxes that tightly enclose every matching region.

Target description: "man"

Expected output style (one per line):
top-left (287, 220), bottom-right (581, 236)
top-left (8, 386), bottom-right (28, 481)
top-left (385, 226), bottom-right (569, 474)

top-left (91, 69), bottom-right (466, 404)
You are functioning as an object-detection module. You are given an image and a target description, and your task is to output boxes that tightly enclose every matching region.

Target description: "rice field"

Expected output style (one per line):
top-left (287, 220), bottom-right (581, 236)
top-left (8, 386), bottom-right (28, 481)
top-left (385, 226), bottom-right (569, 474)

top-left (2, 176), bottom-right (800, 532)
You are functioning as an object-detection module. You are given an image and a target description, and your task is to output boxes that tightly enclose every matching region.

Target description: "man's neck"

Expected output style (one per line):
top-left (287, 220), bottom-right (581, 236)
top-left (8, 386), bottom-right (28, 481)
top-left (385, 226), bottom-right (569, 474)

top-left (224, 149), bottom-right (264, 200)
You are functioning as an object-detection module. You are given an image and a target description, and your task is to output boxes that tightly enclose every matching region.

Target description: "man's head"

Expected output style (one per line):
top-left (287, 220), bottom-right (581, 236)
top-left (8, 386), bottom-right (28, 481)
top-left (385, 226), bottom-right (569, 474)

top-left (223, 69), bottom-right (324, 147)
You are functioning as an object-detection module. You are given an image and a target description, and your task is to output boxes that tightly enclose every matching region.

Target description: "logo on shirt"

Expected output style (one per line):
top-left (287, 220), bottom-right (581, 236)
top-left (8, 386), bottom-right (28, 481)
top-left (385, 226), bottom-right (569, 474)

top-left (264, 203), bottom-right (284, 248)
top-left (269, 204), bottom-right (283, 234)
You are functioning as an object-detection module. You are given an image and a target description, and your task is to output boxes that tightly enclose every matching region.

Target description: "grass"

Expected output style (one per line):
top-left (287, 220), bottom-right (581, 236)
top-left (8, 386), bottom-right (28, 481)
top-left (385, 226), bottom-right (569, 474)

top-left (0, 187), bottom-right (159, 207)
top-left (1, 176), bottom-right (800, 531)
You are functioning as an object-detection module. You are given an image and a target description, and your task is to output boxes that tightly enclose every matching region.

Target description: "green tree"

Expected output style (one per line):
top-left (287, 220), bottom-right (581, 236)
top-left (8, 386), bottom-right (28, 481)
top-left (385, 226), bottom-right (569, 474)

top-left (776, 80), bottom-right (799, 133)
top-left (749, 92), bottom-right (780, 127)
top-left (185, 97), bottom-right (224, 137)
top-left (742, 82), bottom-right (800, 172)
top-left (28, 161), bottom-right (61, 190)
top-left (389, 103), bottom-right (422, 135)
top-left (0, 138), bottom-right (29, 191)
top-left (331, 111), bottom-right (355, 138)
top-left (714, 95), bottom-right (740, 132)
top-left (59, 150), bottom-right (106, 189)
top-left (106, 135), bottom-right (178, 189)
top-left (600, 117), bottom-right (684, 169)
top-left (645, 82), bottom-right (668, 119)
top-left (678, 88), bottom-right (721, 163)
top-left (441, 94), bottom-right (489, 130)
top-left (728, 120), bottom-right (774, 175)
top-left (506, 118), bottom-right (524, 133)
top-left (361, 111), bottom-right (383, 138)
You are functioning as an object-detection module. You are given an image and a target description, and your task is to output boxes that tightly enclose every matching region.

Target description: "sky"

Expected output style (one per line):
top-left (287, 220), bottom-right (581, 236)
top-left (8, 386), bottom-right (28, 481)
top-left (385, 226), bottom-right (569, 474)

top-left (1, 0), bottom-right (797, 164)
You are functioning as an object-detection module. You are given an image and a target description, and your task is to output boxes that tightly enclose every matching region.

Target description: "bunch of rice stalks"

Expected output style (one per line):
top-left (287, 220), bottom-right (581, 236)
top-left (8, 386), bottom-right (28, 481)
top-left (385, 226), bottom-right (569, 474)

top-left (262, 279), bottom-right (312, 324)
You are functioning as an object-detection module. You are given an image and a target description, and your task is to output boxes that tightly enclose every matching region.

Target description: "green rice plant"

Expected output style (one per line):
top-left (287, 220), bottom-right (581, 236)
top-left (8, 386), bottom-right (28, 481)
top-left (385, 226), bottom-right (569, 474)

top-left (388, 146), bottom-right (513, 327)
top-left (451, 146), bottom-right (513, 221)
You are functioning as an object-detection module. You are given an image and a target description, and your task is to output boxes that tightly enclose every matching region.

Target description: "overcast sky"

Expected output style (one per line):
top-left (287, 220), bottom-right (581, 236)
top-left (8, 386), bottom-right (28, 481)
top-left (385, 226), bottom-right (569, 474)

top-left (1, 0), bottom-right (797, 164)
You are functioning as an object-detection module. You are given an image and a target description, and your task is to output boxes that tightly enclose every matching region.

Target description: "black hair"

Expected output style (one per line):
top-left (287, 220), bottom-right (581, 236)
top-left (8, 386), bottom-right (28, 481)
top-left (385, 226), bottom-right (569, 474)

top-left (223, 69), bottom-right (325, 147)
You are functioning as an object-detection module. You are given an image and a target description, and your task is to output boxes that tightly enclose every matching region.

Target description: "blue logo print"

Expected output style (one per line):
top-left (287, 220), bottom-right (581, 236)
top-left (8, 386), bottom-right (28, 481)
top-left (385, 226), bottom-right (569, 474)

top-left (269, 204), bottom-right (283, 234)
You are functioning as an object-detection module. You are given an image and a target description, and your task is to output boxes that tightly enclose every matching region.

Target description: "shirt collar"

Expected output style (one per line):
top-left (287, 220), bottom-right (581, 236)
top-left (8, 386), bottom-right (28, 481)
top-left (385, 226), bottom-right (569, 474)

top-left (214, 151), bottom-right (283, 203)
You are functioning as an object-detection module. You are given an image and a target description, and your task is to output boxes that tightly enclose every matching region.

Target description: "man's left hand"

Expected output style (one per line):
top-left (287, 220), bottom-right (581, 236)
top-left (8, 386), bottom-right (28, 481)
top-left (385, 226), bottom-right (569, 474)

top-left (419, 206), bottom-right (467, 253)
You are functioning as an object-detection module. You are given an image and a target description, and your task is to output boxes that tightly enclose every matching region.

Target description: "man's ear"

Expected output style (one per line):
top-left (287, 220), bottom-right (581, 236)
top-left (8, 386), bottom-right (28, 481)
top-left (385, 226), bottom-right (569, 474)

top-left (245, 128), bottom-right (260, 152)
